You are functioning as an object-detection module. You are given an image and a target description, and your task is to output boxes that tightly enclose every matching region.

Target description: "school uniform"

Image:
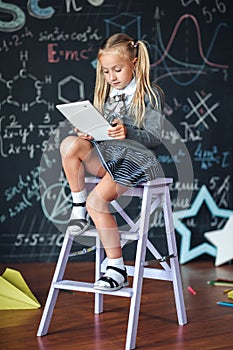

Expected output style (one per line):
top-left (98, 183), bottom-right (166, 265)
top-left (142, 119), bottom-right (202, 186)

top-left (93, 78), bottom-right (164, 187)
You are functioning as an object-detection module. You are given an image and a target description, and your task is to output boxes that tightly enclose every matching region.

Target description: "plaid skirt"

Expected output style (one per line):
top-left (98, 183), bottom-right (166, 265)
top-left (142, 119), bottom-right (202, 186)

top-left (92, 139), bottom-right (159, 187)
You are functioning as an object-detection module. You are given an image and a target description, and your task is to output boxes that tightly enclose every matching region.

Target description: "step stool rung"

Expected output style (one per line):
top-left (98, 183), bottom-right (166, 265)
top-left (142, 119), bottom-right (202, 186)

top-left (81, 229), bottom-right (140, 241)
top-left (126, 265), bottom-right (173, 281)
top-left (53, 280), bottom-right (133, 297)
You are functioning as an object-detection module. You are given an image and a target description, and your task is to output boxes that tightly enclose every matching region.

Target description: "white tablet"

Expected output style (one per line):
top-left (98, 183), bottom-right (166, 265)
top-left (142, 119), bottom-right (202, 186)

top-left (56, 100), bottom-right (113, 141)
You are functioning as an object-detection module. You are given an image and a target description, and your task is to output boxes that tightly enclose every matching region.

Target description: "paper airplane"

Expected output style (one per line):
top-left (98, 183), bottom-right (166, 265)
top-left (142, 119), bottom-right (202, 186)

top-left (0, 268), bottom-right (41, 309)
top-left (228, 290), bottom-right (233, 300)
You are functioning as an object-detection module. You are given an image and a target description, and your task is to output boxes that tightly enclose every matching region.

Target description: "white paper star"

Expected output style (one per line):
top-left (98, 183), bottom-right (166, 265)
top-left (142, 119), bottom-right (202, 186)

top-left (204, 215), bottom-right (233, 266)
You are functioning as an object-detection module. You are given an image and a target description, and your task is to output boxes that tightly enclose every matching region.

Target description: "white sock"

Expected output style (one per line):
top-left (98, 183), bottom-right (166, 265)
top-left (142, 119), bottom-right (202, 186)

top-left (72, 189), bottom-right (87, 203)
top-left (108, 257), bottom-right (125, 270)
top-left (70, 189), bottom-right (87, 220)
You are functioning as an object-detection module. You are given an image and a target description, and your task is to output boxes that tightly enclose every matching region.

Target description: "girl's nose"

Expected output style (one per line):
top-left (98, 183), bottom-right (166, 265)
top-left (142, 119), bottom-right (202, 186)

top-left (109, 71), bottom-right (116, 81)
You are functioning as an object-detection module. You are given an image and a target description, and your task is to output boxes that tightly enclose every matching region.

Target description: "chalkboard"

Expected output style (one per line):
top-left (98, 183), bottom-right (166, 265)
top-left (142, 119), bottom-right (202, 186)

top-left (0, 0), bottom-right (232, 263)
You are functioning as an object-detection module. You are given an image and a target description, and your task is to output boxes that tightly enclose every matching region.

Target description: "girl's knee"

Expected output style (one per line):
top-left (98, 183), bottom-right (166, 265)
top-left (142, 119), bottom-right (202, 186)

top-left (60, 136), bottom-right (93, 161)
top-left (86, 191), bottom-right (108, 216)
top-left (60, 135), bottom-right (79, 159)
top-left (86, 192), bottom-right (97, 216)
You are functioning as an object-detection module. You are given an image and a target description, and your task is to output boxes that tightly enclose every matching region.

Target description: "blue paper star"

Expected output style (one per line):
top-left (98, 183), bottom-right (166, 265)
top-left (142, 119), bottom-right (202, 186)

top-left (173, 185), bottom-right (233, 264)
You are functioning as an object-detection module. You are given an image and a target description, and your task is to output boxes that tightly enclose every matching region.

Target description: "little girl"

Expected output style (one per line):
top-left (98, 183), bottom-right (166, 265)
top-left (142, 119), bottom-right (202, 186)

top-left (60, 33), bottom-right (164, 291)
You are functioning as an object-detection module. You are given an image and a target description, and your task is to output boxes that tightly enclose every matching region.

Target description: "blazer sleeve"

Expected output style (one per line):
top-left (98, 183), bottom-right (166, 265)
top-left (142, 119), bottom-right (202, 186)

top-left (125, 86), bottom-right (165, 150)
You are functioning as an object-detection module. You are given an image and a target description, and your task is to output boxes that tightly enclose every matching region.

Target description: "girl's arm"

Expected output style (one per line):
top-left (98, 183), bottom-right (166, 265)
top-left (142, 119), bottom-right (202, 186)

top-left (125, 102), bottom-right (164, 150)
top-left (125, 86), bottom-right (165, 149)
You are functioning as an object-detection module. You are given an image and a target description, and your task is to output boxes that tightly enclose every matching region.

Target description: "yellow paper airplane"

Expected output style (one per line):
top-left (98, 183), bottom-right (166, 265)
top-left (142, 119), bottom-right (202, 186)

top-left (0, 268), bottom-right (41, 309)
top-left (228, 290), bottom-right (233, 300)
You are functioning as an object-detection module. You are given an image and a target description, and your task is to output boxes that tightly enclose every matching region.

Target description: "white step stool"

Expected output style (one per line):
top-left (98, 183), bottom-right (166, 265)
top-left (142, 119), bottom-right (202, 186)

top-left (37, 177), bottom-right (187, 350)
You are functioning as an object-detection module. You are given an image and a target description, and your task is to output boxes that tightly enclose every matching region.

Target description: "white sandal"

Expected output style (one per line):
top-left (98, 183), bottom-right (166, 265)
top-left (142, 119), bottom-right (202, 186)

top-left (94, 266), bottom-right (129, 291)
top-left (68, 202), bottom-right (90, 236)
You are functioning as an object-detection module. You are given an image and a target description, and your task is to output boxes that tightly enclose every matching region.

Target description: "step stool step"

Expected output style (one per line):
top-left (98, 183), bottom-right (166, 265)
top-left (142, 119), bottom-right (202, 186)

top-left (81, 229), bottom-right (140, 241)
top-left (53, 280), bottom-right (133, 297)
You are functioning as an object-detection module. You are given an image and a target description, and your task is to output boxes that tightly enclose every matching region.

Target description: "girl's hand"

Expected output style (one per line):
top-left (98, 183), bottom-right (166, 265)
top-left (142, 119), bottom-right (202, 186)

top-left (74, 128), bottom-right (94, 140)
top-left (108, 119), bottom-right (127, 139)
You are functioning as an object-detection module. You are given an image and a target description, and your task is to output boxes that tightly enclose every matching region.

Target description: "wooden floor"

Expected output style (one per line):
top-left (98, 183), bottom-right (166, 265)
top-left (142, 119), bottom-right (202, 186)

top-left (0, 259), bottom-right (233, 350)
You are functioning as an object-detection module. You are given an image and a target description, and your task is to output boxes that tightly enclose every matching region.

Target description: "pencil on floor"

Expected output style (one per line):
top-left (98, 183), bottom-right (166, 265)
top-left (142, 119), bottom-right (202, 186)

top-left (217, 301), bottom-right (233, 307)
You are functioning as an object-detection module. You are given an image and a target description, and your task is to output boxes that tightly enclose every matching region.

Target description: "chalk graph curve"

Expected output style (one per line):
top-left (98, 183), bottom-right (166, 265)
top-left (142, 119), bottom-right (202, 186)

top-left (151, 13), bottom-right (229, 86)
top-left (151, 44), bottom-right (208, 86)
top-left (153, 68), bottom-right (207, 84)
top-left (151, 13), bottom-right (229, 69)
top-left (156, 18), bottom-right (228, 69)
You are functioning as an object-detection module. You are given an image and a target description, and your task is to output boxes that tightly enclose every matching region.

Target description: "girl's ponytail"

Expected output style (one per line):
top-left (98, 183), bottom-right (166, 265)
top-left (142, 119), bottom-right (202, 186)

top-left (131, 40), bottom-right (159, 126)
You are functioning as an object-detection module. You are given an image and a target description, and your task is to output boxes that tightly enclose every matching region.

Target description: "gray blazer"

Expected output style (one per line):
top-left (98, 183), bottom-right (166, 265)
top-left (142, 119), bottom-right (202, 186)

top-left (101, 85), bottom-right (164, 158)
top-left (119, 86), bottom-right (164, 152)
top-left (104, 86), bottom-right (164, 153)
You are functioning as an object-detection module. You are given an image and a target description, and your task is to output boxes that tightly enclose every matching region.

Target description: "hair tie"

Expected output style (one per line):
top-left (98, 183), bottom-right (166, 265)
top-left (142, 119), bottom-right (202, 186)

top-left (133, 40), bottom-right (138, 48)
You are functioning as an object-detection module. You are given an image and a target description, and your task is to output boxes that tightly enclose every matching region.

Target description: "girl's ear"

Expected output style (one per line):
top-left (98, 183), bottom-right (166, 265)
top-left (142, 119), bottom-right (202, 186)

top-left (132, 57), bottom-right (138, 70)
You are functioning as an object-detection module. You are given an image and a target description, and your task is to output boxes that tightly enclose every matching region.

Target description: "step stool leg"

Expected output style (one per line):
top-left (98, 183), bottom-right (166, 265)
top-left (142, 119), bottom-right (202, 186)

top-left (95, 235), bottom-right (104, 314)
top-left (37, 231), bottom-right (74, 336)
top-left (163, 186), bottom-right (187, 325)
top-left (125, 186), bottom-right (152, 350)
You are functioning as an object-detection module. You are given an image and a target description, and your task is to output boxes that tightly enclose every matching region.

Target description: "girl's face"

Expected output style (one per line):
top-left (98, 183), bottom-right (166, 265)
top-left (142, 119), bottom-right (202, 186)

top-left (99, 53), bottom-right (136, 90)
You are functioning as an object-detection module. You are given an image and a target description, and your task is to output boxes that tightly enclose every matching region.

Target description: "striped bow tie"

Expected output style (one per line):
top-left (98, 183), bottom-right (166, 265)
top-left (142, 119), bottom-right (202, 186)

top-left (107, 93), bottom-right (126, 104)
top-left (105, 93), bottom-right (127, 122)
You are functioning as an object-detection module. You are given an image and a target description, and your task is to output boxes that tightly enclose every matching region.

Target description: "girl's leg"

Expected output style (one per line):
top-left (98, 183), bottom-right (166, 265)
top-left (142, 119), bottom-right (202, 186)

top-left (60, 136), bottom-right (106, 234)
top-left (86, 173), bottom-right (129, 290)
top-left (60, 135), bottom-right (106, 191)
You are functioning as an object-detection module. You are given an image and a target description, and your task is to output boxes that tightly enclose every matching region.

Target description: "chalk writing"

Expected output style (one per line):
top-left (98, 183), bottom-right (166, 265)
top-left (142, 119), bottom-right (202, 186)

top-left (65, 0), bottom-right (105, 14)
top-left (47, 43), bottom-right (94, 63)
top-left (157, 149), bottom-right (186, 164)
top-left (4, 169), bottom-right (39, 218)
top-left (161, 129), bottom-right (180, 144)
top-left (181, 1), bottom-right (200, 9)
top-left (210, 215), bottom-right (227, 229)
top-left (194, 143), bottom-right (230, 169)
top-left (0, 0), bottom-right (105, 33)
top-left (149, 210), bottom-right (165, 229)
top-left (5, 167), bottom-right (42, 202)
top-left (170, 179), bottom-right (199, 192)
top-left (181, 0), bottom-right (227, 25)
top-left (202, 1), bottom-right (227, 24)
top-left (184, 91), bottom-right (219, 129)
top-left (38, 26), bottom-right (102, 43)
top-left (181, 215), bottom-right (226, 230)
top-left (185, 218), bottom-right (196, 228)
top-left (14, 232), bottom-right (64, 247)
top-left (180, 122), bottom-right (202, 142)
top-left (149, 194), bottom-right (192, 230)
top-left (0, 214), bottom-right (6, 223)
top-left (164, 91), bottom-right (220, 143)
top-left (0, 26), bottom-right (33, 52)
top-left (0, 115), bottom-right (61, 158)
top-left (2, 163), bottom-right (56, 221)
top-left (209, 175), bottom-right (231, 208)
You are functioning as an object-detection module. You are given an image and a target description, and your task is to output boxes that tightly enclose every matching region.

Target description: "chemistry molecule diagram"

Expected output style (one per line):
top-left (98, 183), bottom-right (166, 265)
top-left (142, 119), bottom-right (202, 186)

top-left (0, 49), bottom-right (86, 159)
top-left (0, 50), bottom-right (54, 112)
top-left (0, 49), bottom-right (55, 159)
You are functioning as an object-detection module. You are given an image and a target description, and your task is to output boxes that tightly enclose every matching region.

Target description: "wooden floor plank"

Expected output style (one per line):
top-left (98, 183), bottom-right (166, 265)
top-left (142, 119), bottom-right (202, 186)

top-left (0, 260), bottom-right (233, 349)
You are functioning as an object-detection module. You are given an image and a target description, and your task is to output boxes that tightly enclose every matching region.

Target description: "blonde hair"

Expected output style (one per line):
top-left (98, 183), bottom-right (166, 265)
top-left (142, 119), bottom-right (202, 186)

top-left (93, 33), bottom-right (160, 127)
